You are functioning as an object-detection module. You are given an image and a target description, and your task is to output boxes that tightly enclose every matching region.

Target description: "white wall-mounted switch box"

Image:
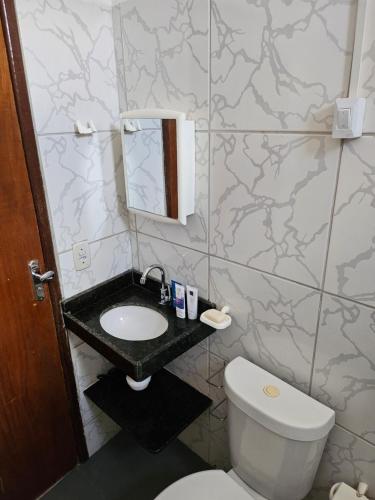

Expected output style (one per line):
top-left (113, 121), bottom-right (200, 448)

top-left (332, 97), bottom-right (366, 139)
top-left (73, 241), bottom-right (91, 271)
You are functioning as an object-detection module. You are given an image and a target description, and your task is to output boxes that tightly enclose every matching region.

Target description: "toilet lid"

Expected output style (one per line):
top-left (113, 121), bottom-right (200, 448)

top-left (154, 470), bottom-right (254, 500)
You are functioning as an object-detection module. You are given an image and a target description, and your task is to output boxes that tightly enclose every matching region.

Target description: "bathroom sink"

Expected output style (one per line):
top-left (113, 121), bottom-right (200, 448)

top-left (62, 270), bottom-right (216, 381)
top-left (100, 305), bottom-right (168, 341)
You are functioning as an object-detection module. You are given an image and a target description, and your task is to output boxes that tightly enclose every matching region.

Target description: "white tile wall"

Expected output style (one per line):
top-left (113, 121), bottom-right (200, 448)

top-left (15, 0), bottom-right (375, 489)
top-left (16, 0), bottom-right (120, 134)
top-left (59, 232), bottom-right (132, 298)
top-left (167, 344), bottom-right (209, 396)
top-left (210, 133), bottom-right (340, 287)
top-left (308, 426), bottom-right (375, 500)
top-left (325, 137), bottom-right (375, 306)
top-left (311, 295), bottom-right (375, 445)
top-left (119, 0), bottom-right (375, 495)
top-left (209, 257), bottom-right (320, 393)
top-left (120, 0), bottom-right (209, 129)
top-left (38, 132), bottom-right (128, 253)
top-left (210, 0), bottom-right (355, 131)
top-left (137, 233), bottom-right (209, 299)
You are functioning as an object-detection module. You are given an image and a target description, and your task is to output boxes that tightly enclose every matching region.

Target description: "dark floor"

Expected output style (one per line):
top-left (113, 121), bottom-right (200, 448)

top-left (42, 431), bottom-right (209, 500)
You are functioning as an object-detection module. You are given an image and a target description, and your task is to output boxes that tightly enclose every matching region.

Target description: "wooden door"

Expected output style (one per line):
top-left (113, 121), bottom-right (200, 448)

top-left (0, 18), bottom-right (77, 500)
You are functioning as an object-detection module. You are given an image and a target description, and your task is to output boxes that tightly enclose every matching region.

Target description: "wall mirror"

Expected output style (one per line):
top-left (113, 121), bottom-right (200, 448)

top-left (120, 109), bottom-right (195, 225)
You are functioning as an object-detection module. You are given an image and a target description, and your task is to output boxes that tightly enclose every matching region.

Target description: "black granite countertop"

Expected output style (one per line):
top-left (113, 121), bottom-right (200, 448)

top-left (62, 270), bottom-right (216, 381)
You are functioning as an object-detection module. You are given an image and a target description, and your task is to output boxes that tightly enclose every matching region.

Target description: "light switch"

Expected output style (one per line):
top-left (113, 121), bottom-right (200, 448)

top-left (73, 241), bottom-right (91, 271)
top-left (337, 108), bottom-right (351, 130)
top-left (332, 97), bottom-right (366, 139)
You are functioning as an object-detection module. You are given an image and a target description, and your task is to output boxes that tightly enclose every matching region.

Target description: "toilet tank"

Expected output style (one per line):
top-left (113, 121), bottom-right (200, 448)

top-left (224, 358), bottom-right (335, 500)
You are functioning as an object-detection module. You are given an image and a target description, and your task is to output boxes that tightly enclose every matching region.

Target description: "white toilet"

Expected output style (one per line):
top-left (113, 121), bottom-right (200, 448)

top-left (156, 356), bottom-right (335, 500)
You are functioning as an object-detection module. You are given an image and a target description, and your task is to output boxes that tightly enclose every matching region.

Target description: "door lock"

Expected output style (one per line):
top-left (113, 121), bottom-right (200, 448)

top-left (29, 260), bottom-right (55, 301)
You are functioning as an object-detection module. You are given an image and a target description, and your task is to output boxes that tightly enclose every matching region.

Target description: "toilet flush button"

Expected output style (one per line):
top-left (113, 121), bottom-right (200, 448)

top-left (263, 385), bottom-right (280, 398)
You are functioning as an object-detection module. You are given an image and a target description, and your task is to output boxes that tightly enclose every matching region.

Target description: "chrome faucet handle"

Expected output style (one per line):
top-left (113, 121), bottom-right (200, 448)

top-left (160, 284), bottom-right (171, 306)
top-left (139, 264), bottom-right (171, 306)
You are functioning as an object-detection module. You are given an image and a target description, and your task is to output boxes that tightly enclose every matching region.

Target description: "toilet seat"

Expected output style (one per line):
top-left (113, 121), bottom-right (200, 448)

top-left (154, 470), bottom-right (254, 500)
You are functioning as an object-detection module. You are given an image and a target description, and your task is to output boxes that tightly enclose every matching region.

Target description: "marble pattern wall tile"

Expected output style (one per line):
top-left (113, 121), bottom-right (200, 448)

top-left (72, 341), bottom-right (112, 424)
top-left (208, 352), bottom-right (226, 408)
top-left (209, 430), bottom-right (230, 471)
top-left (359, 0), bottom-right (375, 133)
top-left (137, 233), bottom-right (209, 299)
top-left (325, 137), bottom-right (375, 307)
top-left (136, 133), bottom-right (209, 252)
top-left (308, 426), bottom-right (375, 500)
top-left (178, 417), bottom-right (210, 463)
top-left (72, 341), bottom-right (113, 393)
top-left (209, 257), bottom-right (321, 392)
top-left (78, 391), bottom-right (102, 427)
top-left (211, 0), bottom-right (355, 131)
top-left (211, 133), bottom-right (340, 287)
top-left (120, 0), bottom-right (209, 129)
top-left (15, 0), bottom-right (119, 134)
top-left (59, 231), bottom-right (132, 298)
top-left (129, 230), bottom-right (139, 270)
top-left (311, 295), bottom-right (375, 445)
top-left (39, 132), bottom-right (128, 253)
top-left (166, 344), bottom-right (209, 396)
top-left (84, 410), bottom-right (120, 457)
top-left (69, 332), bottom-right (84, 349)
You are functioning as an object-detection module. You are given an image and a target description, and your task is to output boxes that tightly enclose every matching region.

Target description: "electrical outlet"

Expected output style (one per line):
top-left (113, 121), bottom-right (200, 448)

top-left (73, 241), bottom-right (91, 271)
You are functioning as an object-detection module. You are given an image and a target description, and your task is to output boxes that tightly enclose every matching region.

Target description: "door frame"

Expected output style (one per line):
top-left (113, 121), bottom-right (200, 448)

top-left (0, 0), bottom-right (88, 462)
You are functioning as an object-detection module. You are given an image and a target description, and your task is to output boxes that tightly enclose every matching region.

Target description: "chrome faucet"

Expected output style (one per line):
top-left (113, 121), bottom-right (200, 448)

top-left (140, 265), bottom-right (171, 305)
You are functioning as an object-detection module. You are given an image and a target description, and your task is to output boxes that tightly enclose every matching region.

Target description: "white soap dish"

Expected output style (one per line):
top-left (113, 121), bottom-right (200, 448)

top-left (200, 306), bottom-right (232, 330)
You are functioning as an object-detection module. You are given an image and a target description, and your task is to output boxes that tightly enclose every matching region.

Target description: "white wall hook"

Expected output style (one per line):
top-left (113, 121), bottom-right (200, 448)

top-left (74, 120), bottom-right (97, 135)
top-left (88, 120), bottom-right (97, 133)
top-left (123, 118), bottom-right (142, 133)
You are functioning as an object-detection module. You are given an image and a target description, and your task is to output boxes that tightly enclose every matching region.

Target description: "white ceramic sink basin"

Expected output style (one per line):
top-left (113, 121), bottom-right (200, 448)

top-left (100, 305), bottom-right (168, 341)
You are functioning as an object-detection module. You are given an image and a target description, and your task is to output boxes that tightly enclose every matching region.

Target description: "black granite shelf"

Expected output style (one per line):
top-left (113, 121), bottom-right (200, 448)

top-left (62, 269), bottom-right (216, 380)
top-left (85, 368), bottom-right (212, 453)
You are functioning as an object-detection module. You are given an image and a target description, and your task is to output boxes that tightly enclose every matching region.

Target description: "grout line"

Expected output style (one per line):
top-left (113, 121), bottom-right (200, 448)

top-left (136, 229), bottom-right (320, 288)
top-left (36, 129), bottom-right (375, 139)
top-left (136, 230), bottom-right (375, 312)
top-left (323, 289), bottom-right (375, 311)
top-left (207, 0), bottom-right (212, 307)
top-left (335, 423), bottom-right (375, 449)
top-left (58, 229), bottom-right (130, 256)
top-left (210, 131), bottom-right (375, 137)
top-left (210, 129), bottom-right (335, 136)
top-left (117, 4), bottom-right (129, 113)
top-left (321, 139), bottom-right (350, 292)
top-left (136, 231), bottom-right (209, 256)
top-left (321, 149), bottom-right (346, 307)
top-left (135, 220), bottom-right (140, 270)
top-left (37, 130), bottom-right (120, 137)
top-left (308, 291), bottom-right (324, 396)
top-left (308, 139), bottom-right (346, 394)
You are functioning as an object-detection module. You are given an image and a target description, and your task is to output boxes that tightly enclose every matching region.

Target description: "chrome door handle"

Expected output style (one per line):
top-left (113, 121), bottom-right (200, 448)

top-left (32, 269), bottom-right (55, 283)
top-left (29, 260), bottom-right (55, 301)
